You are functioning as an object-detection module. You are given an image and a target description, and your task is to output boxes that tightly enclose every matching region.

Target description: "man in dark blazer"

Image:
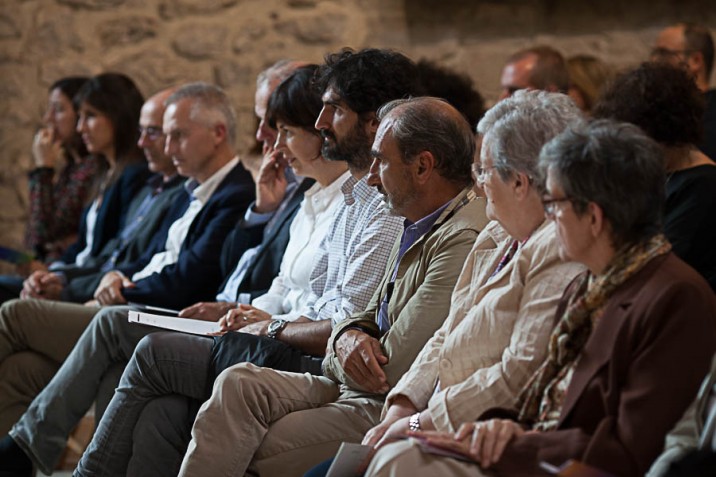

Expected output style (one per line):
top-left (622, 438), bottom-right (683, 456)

top-left (0, 82), bottom-right (257, 477)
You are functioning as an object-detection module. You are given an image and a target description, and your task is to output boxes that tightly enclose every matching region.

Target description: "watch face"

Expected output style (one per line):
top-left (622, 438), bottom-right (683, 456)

top-left (268, 319), bottom-right (286, 338)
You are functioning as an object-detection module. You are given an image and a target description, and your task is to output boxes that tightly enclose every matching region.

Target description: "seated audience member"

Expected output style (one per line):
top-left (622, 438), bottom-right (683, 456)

top-left (367, 120), bottom-right (716, 477)
top-left (307, 89), bottom-right (585, 477)
top-left (71, 63), bottom-right (353, 477)
top-left (651, 22), bottom-right (716, 160)
top-left (0, 88), bottom-right (183, 437)
top-left (0, 73), bottom-right (149, 303)
top-left (175, 98), bottom-right (544, 475)
top-left (499, 45), bottom-right (569, 100)
top-left (648, 355), bottom-right (716, 477)
top-left (416, 59), bottom-right (485, 129)
top-left (76, 48), bottom-right (420, 477)
top-left (20, 87), bottom-right (185, 304)
top-left (593, 62), bottom-right (716, 291)
top-left (25, 76), bottom-right (96, 262)
top-left (0, 82), bottom-right (256, 477)
top-left (566, 54), bottom-right (614, 113)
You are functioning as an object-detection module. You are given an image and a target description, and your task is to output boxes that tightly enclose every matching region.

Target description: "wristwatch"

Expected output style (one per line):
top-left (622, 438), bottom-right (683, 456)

top-left (409, 412), bottom-right (421, 432)
top-left (267, 319), bottom-right (288, 339)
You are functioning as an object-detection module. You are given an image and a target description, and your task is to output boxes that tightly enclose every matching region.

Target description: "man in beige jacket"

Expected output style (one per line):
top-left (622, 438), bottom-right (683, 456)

top-left (178, 96), bottom-right (490, 476)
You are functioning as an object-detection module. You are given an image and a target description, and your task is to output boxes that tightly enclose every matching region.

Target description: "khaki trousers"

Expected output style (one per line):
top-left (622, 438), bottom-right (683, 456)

top-left (366, 439), bottom-right (491, 477)
top-left (179, 363), bottom-right (384, 477)
top-left (0, 298), bottom-right (98, 434)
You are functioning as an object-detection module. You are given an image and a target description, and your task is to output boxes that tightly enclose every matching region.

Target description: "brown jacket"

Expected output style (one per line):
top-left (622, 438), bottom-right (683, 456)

top-left (493, 253), bottom-right (716, 477)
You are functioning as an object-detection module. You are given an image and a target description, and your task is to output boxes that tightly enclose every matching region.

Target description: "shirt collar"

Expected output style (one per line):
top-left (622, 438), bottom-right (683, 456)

top-left (403, 199), bottom-right (452, 235)
top-left (340, 173), bottom-right (377, 206)
top-left (184, 156), bottom-right (239, 205)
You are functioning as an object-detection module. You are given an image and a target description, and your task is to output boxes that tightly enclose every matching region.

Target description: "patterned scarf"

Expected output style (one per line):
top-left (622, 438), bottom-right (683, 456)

top-left (517, 233), bottom-right (671, 426)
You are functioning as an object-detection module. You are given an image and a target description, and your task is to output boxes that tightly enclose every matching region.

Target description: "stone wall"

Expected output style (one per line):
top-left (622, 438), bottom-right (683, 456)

top-left (0, 0), bottom-right (715, 271)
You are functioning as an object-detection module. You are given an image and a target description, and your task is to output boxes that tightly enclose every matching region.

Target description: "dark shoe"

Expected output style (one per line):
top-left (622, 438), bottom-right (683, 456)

top-left (0, 435), bottom-right (32, 477)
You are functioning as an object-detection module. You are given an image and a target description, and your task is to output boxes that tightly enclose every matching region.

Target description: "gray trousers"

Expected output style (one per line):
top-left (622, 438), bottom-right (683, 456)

top-left (9, 305), bottom-right (158, 475)
top-left (74, 331), bottom-right (326, 477)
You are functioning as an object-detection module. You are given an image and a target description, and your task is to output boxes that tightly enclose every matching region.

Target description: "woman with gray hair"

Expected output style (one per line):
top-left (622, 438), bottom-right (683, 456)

top-left (367, 119), bottom-right (716, 477)
top-left (313, 89), bottom-right (586, 477)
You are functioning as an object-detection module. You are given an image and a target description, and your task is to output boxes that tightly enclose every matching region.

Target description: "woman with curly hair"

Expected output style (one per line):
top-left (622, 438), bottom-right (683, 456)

top-left (593, 62), bottom-right (716, 291)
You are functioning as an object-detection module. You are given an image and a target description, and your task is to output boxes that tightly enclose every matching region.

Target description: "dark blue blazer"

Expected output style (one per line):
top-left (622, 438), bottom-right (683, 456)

top-left (118, 161), bottom-right (255, 309)
top-left (61, 162), bottom-right (150, 264)
top-left (218, 178), bottom-right (315, 302)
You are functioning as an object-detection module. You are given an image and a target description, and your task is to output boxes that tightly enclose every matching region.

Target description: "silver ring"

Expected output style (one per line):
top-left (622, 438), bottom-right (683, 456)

top-left (243, 316), bottom-right (248, 321)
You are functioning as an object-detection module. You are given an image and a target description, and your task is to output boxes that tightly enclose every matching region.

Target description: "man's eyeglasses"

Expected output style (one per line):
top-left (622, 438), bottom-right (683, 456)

top-left (138, 126), bottom-right (164, 141)
top-left (650, 47), bottom-right (693, 60)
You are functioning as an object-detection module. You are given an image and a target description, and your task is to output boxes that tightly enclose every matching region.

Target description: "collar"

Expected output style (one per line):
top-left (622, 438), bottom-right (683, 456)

top-left (184, 156), bottom-right (239, 205)
top-left (339, 173), bottom-right (374, 206)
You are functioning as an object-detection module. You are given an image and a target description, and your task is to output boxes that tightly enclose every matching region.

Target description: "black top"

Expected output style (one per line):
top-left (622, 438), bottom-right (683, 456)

top-left (699, 89), bottom-right (716, 160)
top-left (665, 163), bottom-right (716, 291)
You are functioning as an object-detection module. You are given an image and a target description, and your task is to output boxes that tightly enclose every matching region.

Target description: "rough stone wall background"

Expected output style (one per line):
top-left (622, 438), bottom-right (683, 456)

top-left (0, 0), bottom-right (715, 273)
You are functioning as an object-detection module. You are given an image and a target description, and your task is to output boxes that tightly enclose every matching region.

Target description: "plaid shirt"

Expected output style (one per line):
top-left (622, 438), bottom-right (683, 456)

top-left (301, 174), bottom-right (403, 325)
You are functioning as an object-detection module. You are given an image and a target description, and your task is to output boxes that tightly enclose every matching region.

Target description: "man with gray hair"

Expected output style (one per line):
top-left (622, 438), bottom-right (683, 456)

top-left (0, 82), bottom-right (256, 477)
top-left (499, 45), bottom-right (569, 100)
top-left (176, 96), bottom-right (490, 476)
top-left (351, 89), bottom-right (584, 477)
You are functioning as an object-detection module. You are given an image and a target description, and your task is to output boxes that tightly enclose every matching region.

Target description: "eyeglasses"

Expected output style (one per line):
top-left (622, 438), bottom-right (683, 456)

top-left (650, 47), bottom-right (693, 60)
top-left (542, 195), bottom-right (580, 218)
top-left (471, 163), bottom-right (497, 184)
top-left (138, 126), bottom-right (164, 141)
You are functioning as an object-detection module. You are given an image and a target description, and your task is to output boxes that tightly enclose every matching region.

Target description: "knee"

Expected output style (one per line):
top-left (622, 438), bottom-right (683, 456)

top-left (213, 363), bottom-right (264, 401)
top-left (0, 299), bottom-right (29, 329)
top-left (93, 305), bottom-right (131, 335)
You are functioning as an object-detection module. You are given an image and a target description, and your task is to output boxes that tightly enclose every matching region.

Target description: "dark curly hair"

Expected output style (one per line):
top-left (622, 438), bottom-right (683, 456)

top-left (592, 62), bottom-right (705, 146)
top-left (313, 48), bottom-right (424, 117)
top-left (416, 59), bottom-right (485, 130)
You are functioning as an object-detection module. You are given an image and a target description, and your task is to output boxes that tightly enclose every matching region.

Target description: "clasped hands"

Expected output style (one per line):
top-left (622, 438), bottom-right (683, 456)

top-left (362, 391), bottom-right (527, 469)
top-left (179, 303), bottom-right (272, 336)
top-left (21, 269), bottom-right (62, 300)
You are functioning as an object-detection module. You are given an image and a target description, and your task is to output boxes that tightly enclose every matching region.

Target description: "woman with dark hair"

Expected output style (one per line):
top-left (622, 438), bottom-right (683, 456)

top-left (366, 120), bottom-right (716, 477)
top-left (57, 72), bottom-right (148, 269)
top-left (592, 62), bottom-right (716, 291)
top-left (221, 64), bottom-right (351, 322)
top-left (0, 73), bottom-right (147, 303)
top-left (25, 76), bottom-right (99, 261)
top-left (63, 64), bottom-right (349, 477)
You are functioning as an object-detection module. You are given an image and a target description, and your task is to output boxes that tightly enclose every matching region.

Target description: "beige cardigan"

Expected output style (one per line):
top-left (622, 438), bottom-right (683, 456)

top-left (386, 219), bottom-right (584, 433)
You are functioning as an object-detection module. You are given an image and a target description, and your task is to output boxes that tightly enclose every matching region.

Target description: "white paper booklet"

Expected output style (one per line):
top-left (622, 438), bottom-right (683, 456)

top-left (326, 442), bottom-right (373, 477)
top-left (127, 310), bottom-right (221, 336)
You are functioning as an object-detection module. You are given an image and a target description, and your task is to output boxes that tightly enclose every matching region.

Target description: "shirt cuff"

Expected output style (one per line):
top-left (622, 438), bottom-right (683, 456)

top-left (243, 203), bottom-right (274, 226)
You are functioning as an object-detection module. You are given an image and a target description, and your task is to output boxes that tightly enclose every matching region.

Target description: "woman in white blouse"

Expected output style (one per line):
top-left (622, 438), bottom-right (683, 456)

top-left (226, 64), bottom-right (349, 324)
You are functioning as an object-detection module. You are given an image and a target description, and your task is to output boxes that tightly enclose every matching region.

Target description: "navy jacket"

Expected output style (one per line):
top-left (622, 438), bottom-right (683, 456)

top-left (59, 174), bottom-right (186, 303)
top-left (61, 162), bottom-right (149, 264)
top-left (117, 162), bottom-right (255, 309)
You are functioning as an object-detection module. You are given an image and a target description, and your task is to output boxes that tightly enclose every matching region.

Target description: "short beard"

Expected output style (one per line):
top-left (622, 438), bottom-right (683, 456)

top-left (321, 122), bottom-right (372, 171)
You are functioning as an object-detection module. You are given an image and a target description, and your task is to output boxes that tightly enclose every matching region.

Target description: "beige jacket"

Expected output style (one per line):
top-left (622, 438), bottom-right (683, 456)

top-left (323, 189), bottom-right (490, 397)
top-left (386, 219), bottom-right (584, 433)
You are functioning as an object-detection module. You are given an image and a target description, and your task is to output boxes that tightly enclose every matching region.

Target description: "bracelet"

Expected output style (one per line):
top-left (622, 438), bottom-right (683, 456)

top-left (408, 412), bottom-right (421, 432)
